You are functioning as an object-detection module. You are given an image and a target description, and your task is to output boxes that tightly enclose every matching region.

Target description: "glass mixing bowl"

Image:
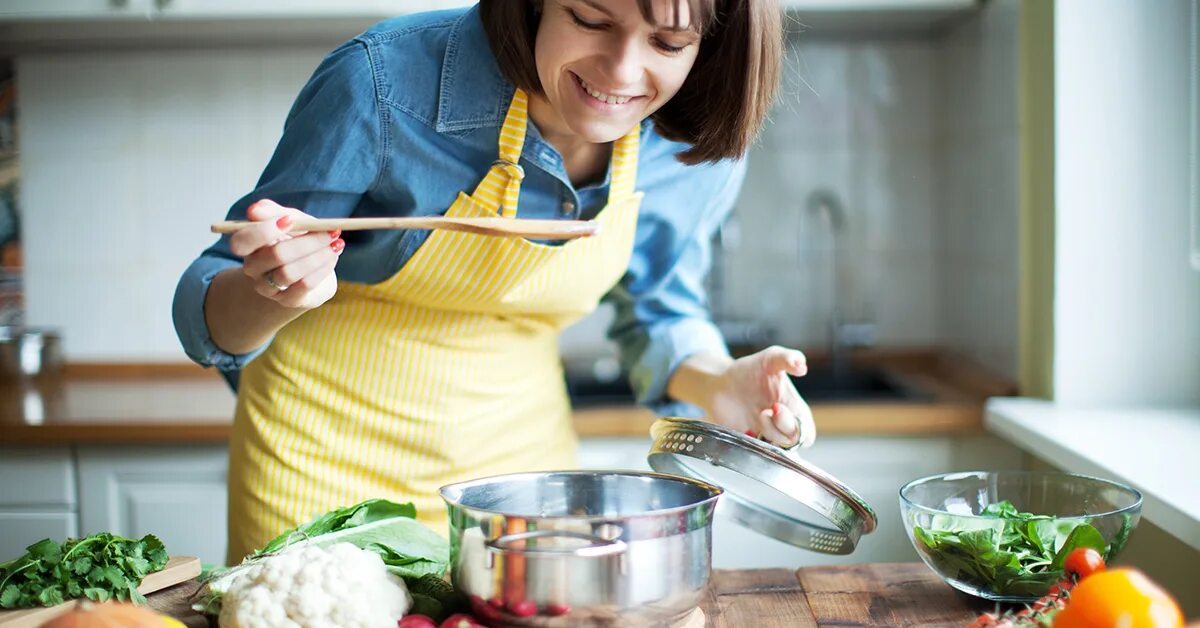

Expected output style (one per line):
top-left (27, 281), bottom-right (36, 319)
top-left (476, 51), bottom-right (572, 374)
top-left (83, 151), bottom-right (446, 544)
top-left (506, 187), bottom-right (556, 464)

top-left (900, 470), bottom-right (1142, 602)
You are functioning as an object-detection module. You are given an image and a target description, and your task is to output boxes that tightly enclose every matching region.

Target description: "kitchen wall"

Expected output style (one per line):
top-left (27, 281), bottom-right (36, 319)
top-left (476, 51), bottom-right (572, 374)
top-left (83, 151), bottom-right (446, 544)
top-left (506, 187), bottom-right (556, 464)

top-left (722, 0), bottom-right (1019, 377)
top-left (18, 47), bottom-right (330, 360)
top-left (933, 0), bottom-right (1019, 379)
top-left (14, 5), bottom-right (1021, 376)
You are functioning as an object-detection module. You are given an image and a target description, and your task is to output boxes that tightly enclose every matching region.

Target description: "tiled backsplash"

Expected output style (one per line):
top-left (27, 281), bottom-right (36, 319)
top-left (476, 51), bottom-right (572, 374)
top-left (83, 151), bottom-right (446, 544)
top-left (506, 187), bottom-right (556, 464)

top-left (16, 2), bottom-right (1018, 380)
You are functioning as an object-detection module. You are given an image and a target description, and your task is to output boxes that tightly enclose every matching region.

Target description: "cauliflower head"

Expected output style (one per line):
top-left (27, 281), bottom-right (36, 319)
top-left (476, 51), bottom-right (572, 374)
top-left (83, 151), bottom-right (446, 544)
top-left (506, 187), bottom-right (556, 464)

top-left (218, 542), bottom-right (412, 628)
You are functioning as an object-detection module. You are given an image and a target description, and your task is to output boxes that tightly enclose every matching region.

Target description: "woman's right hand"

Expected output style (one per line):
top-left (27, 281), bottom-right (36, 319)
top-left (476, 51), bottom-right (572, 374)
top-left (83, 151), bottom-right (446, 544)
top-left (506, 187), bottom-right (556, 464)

top-left (230, 199), bottom-right (345, 310)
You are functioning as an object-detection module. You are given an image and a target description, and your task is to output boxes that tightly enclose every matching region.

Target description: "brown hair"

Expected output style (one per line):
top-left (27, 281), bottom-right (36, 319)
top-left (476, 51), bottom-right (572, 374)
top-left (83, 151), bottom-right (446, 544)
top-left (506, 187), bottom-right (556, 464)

top-left (480, 0), bottom-right (782, 165)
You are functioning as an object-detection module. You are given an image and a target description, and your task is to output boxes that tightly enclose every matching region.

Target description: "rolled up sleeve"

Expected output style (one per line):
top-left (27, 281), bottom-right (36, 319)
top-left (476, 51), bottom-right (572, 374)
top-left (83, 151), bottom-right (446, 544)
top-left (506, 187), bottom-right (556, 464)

top-left (606, 157), bottom-right (746, 416)
top-left (172, 38), bottom-right (383, 382)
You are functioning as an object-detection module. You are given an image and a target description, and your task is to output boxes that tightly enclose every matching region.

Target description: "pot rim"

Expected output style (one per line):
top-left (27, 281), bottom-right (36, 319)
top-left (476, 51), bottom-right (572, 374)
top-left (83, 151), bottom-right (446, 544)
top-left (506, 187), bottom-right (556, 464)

top-left (439, 469), bottom-right (724, 522)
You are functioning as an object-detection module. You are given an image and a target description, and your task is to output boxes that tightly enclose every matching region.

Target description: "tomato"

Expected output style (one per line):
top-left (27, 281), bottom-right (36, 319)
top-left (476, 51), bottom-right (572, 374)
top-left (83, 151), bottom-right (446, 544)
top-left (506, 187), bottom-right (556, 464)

top-left (1063, 547), bottom-right (1106, 580)
top-left (1052, 568), bottom-right (1184, 628)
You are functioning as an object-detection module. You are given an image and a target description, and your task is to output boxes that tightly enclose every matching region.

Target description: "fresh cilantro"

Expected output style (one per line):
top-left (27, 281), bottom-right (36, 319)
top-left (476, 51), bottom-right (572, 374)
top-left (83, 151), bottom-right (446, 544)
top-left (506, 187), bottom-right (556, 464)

top-left (0, 533), bottom-right (169, 609)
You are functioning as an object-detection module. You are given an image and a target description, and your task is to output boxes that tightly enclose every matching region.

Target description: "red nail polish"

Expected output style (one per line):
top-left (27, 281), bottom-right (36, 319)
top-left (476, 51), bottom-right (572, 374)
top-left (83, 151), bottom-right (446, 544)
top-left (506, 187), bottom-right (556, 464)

top-left (329, 229), bottom-right (342, 240)
top-left (331, 239), bottom-right (345, 253)
top-left (744, 430), bottom-right (758, 438)
top-left (276, 216), bottom-right (293, 230)
top-left (772, 402), bottom-right (782, 416)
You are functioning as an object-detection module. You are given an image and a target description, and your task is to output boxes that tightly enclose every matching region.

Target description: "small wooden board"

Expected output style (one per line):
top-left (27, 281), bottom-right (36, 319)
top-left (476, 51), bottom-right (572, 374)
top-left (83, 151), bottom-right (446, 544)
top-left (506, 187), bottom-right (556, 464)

top-left (673, 607), bottom-right (705, 627)
top-left (0, 556), bottom-right (201, 628)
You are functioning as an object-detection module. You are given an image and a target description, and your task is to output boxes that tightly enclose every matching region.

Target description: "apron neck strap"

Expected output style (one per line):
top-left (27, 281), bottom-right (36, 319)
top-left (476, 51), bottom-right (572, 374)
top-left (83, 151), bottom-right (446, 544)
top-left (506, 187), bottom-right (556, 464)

top-left (490, 89), bottom-right (640, 217)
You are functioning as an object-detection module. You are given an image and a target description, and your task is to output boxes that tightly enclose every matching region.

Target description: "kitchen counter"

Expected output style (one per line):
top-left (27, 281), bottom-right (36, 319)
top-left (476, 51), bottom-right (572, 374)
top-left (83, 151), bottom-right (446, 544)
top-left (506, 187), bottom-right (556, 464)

top-left (0, 351), bottom-right (1014, 445)
top-left (146, 563), bottom-right (992, 627)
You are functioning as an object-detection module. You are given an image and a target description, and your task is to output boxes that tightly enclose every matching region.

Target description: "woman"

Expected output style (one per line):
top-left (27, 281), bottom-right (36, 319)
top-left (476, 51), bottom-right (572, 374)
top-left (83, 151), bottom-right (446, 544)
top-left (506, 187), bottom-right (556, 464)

top-left (174, 0), bottom-right (815, 565)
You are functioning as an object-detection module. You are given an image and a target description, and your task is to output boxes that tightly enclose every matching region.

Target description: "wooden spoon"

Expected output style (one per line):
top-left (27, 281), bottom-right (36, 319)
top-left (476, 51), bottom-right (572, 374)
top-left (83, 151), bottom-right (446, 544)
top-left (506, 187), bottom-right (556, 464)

top-left (211, 216), bottom-right (599, 240)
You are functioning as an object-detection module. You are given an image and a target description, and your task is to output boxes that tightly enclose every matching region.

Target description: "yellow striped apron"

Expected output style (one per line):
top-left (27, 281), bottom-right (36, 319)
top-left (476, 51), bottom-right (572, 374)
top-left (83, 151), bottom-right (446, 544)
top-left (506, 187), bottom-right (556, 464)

top-left (226, 89), bottom-right (643, 563)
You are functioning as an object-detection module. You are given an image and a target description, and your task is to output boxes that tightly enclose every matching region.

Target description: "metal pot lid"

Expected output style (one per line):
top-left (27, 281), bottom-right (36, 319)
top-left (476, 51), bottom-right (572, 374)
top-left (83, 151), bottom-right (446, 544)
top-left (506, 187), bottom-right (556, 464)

top-left (647, 417), bottom-right (877, 555)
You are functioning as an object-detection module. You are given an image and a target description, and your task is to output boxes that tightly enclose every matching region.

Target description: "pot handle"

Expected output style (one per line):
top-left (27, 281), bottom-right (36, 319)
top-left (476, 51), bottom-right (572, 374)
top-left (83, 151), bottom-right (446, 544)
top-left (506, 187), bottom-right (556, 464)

top-left (485, 529), bottom-right (628, 559)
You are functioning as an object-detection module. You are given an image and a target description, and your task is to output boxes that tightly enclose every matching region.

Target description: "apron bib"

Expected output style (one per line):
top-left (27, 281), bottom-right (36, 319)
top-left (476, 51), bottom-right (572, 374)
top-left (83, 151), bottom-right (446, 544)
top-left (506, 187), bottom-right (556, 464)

top-left (226, 89), bottom-right (644, 563)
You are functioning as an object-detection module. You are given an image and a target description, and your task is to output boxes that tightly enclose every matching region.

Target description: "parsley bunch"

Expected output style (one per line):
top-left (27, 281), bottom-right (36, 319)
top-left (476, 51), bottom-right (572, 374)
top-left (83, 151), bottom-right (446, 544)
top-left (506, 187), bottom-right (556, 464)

top-left (0, 533), bottom-right (169, 609)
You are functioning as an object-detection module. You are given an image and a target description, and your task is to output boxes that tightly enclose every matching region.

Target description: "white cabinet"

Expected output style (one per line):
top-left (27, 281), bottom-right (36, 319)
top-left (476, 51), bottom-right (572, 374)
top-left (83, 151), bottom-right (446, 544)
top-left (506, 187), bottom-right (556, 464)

top-left (0, 446), bottom-right (76, 507)
top-left (152, 0), bottom-right (470, 20)
top-left (0, 0), bottom-right (151, 20)
top-left (577, 433), bottom-right (1023, 570)
top-left (0, 513), bottom-right (78, 561)
top-left (0, 446), bottom-right (77, 561)
top-left (0, 0), bottom-right (470, 21)
top-left (76, 445), bottom-right (228, 566)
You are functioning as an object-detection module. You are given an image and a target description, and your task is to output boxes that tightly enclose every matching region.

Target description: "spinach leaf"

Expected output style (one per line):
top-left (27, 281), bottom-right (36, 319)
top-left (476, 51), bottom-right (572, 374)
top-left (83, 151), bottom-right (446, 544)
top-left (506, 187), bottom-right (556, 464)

top-left (913, 499), bottom-right (1109, 597)
top-left (1050, 523), bottom-right (1106, 570)
top-left (0, 533), bottom-right (169, 609)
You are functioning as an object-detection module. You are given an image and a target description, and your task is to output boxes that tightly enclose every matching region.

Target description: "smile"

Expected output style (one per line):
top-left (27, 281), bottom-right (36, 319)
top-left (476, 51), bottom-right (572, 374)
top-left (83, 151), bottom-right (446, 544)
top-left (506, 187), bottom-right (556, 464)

top-left (574, 73), bottom-right (637, 106)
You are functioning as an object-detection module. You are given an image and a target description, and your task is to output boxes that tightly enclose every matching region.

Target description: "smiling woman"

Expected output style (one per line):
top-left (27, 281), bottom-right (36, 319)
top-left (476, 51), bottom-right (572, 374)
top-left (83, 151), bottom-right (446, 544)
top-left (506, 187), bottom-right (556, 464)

top-left (482, 0), bottom-right (781, 165)
top-left (172, 0), bottom-right (801, 565)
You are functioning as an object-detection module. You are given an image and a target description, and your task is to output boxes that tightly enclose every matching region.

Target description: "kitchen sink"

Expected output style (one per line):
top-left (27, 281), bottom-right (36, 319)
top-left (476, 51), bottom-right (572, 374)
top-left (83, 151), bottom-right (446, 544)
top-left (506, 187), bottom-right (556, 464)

top-left (564, 364), bottom-right (931, 407)
top-left (787, 365), bottom-right (931, 402)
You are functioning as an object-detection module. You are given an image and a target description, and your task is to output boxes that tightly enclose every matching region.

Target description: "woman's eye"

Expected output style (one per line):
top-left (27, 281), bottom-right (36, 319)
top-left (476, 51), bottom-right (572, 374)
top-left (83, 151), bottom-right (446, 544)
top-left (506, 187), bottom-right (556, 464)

top-left (654, 38), bottom-right (687, 54)
top-left (569, 10), bottom-right (605, 30)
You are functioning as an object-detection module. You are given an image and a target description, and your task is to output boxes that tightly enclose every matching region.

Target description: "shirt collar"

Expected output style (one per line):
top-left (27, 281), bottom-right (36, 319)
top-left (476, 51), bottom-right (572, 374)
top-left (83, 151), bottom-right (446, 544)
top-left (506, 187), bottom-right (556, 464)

top-left (436, 5), bottom-right (514, 133)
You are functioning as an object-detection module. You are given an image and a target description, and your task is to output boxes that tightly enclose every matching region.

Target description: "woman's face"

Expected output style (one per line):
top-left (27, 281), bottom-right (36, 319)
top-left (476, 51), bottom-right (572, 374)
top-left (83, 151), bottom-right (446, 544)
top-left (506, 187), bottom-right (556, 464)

top-left (534, 0), bottom-right (702, 143)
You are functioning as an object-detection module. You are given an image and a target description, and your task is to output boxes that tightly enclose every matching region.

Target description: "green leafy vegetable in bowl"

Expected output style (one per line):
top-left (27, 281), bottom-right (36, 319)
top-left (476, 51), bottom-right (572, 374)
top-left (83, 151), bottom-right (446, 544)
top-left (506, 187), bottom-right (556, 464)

top-left (912, 500), bottom-right (1132, 598)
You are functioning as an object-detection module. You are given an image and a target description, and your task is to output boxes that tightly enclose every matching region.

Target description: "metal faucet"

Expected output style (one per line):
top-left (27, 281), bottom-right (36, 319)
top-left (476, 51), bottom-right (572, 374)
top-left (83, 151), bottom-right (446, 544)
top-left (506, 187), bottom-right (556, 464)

top-left (805, 189), bottom-right (875, 377)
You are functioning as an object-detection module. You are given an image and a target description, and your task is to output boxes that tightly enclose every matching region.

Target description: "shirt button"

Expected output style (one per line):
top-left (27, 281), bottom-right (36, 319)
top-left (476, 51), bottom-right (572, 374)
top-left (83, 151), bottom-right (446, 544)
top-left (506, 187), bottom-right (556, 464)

top-left (560, 201), bottom-right (576, 215)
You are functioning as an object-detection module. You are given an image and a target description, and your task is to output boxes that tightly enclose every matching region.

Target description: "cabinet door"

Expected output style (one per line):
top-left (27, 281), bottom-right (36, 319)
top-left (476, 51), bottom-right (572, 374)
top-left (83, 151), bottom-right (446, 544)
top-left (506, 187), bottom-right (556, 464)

top-left (0, 512), bottom-right (78, 562)
top-left (77, 446), bottom-right (228, 566)
top-left (0, 446), bottom-right (76, 508)
top-left (0, 0), bottom-right (151, 19)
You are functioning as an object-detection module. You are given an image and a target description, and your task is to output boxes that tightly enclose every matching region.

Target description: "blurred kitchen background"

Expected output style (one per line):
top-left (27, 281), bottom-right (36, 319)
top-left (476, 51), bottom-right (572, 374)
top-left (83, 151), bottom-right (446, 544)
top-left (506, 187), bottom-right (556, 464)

top-left (0, 0), bottom-right (1197, 615)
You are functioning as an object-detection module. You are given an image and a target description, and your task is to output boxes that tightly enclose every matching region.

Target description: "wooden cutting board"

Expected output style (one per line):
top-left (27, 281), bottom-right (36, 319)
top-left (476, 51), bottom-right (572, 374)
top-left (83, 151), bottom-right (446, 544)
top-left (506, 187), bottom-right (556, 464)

top-left (0, 556), bottom-right (201, 628)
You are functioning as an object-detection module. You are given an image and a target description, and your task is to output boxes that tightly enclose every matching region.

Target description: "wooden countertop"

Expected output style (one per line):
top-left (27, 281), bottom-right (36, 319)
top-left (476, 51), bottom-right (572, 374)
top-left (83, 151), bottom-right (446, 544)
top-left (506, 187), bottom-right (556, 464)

top-left (146, 563), bottom-right (993, 627)
top-left (0, 350), bottom-right (1015, 445)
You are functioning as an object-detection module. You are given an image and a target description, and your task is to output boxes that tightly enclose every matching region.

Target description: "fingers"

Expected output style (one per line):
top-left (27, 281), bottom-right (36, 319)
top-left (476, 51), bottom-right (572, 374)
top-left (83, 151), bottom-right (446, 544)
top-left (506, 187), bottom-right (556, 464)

top-left (750, 397), bottom-right (816, 449)
top-left (761, 345), bottom-right (808, 377)
top-left (242, 230), bottom-right (341, 278)
top-left (250, 235), bottom-right (345, 299)
top-left (753, 402), bottom-right (797, 448)
top-left (274, 257), bottom-right (339, 308)
top-left (229, 200), bottom-right (311, 257)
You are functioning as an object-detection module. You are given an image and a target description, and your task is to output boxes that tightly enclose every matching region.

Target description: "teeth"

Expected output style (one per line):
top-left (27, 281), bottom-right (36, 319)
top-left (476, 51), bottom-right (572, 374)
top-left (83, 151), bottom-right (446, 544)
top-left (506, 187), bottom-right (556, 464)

top-left (579, 77), bottom-right (632, 105)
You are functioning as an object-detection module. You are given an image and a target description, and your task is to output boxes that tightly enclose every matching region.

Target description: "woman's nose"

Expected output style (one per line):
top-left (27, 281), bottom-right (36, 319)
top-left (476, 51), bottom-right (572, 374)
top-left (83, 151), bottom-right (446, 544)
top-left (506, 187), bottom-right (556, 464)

top-left (604, 37), bottom-right (644, 87)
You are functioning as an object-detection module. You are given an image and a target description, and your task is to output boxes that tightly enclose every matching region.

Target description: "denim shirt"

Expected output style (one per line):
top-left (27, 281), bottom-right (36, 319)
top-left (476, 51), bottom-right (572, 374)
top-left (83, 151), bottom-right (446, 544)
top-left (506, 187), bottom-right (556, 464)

top-left (172, 5), bottom-right (743, 415)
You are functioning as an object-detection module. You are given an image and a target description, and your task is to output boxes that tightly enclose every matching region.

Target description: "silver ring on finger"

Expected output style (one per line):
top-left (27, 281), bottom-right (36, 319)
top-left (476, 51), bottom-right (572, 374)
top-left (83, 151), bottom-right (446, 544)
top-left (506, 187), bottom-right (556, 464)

top-left (264, 270), bottom-right (287, 292)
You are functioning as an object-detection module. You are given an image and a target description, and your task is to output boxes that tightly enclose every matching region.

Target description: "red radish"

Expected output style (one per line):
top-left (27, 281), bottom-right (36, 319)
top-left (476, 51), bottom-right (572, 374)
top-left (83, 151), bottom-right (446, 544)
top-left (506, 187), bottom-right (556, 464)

top-left (467, 596), bottom-right (503, 625)
top-left (545, 603), bottom-right (571, 616)
top-left (439, 614), bottom-right (484, 628)
top-left (398, 616), bottom-right (438, 628)
top-left (487, 596), bottom-right (504, 609)
top-left (508, 599), bottom-right (537, 617)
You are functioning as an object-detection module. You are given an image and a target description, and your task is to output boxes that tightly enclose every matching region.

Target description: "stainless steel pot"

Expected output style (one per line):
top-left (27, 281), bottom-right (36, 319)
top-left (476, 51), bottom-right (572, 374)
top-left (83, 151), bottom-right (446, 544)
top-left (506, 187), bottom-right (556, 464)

top-left (0, 326), bottom-right (62, 380)
top-left (440, 470), bottom-right (722, 627)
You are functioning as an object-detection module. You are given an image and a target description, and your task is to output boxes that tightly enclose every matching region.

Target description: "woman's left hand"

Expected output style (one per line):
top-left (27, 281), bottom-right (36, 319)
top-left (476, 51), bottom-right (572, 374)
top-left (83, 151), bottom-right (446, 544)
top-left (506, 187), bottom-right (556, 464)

top-left (702, 346), bottom-right (816, 449)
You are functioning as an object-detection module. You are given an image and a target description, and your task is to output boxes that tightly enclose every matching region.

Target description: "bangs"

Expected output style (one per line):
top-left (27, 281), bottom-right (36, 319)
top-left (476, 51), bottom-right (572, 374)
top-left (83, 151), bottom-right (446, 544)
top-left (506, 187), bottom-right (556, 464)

top-left (635, 0), bottom-right (718, 33)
